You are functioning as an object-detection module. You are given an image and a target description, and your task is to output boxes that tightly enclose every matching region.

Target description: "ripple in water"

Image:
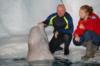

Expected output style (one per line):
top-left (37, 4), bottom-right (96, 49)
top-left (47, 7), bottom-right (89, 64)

top-left (0, 58), bottom-right (100, 66)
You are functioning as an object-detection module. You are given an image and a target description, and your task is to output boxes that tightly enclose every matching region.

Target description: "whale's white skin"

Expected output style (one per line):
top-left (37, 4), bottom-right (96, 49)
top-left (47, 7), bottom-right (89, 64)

top-left (27, 23), bottom-right (54, 62)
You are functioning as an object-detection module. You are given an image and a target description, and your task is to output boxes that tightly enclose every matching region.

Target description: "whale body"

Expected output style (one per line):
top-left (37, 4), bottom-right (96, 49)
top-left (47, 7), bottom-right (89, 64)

top-left (27, 23), bottom-right (54, 62)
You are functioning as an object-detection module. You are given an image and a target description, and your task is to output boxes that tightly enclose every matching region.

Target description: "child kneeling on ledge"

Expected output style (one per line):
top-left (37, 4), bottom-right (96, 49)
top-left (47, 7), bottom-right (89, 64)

top-left (73, 5), bottom-right (100, 60)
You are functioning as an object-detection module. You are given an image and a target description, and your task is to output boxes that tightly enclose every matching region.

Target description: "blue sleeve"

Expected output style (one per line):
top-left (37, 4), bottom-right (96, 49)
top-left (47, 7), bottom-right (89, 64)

top-left (43, 13), bottom-right (56, 25)
top-left (58, 13), bottom-right (74, 34)
top-left (67, 13), bottom-right (74, 34)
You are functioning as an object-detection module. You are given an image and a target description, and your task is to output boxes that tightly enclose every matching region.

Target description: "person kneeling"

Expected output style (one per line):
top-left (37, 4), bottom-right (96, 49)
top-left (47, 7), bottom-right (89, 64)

top-left (42, 4), bottom-right (74, 56)
top-left (73, 5), bottom-right (100, 60)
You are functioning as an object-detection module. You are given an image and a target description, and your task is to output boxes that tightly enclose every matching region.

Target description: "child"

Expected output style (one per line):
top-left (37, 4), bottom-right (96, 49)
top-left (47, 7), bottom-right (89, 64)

top-left (73, 5), bottom-right (100, 60)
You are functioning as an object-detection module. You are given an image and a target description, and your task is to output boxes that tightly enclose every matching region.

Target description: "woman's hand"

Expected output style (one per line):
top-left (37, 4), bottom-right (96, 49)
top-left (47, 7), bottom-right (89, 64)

top-left (75, 34), bottom-right (80, 42)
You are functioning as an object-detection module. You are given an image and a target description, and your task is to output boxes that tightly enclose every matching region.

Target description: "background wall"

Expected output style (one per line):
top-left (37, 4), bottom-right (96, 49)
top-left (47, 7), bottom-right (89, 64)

top-left (0, 0), bottom-right (100, 38)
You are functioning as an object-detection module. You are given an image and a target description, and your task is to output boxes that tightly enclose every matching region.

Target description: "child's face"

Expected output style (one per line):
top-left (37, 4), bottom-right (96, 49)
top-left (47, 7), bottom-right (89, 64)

top-left (79, 9), bottom-right (88, 19)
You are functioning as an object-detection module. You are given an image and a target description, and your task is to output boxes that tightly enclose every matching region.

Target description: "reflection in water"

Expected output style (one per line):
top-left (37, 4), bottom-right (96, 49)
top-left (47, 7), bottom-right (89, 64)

top-left (53, 58), bottom-right (72, 66)
top-left (28, 60), bottom-right (53, 66)
top-left (0, 35), bottom-right (100, 66)
top-left (0, 58), bottom-right (99, 66)
top-left (28, 58), bottom-right (72, 66)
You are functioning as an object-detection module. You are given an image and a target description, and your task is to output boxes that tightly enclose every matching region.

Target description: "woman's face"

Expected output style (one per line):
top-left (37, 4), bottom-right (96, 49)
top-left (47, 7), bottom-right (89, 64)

top-left (79, 9), bottom-right (88, 19)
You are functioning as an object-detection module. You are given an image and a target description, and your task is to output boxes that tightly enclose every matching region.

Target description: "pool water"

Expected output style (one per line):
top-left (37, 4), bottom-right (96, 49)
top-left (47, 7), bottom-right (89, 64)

top-left (0, 35), bottom-right (100, 66)
top-left (0, 58), bottom-right (100, 66)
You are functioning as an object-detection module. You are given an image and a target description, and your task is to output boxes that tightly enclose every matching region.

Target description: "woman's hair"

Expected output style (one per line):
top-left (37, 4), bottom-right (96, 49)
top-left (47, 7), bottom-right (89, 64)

top-left (80, 5), bottom-right (93, 15)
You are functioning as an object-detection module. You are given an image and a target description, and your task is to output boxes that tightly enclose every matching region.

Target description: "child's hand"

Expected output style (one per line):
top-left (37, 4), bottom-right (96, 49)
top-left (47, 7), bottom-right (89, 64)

top-left (75, 34), bottom-right (80, 42)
